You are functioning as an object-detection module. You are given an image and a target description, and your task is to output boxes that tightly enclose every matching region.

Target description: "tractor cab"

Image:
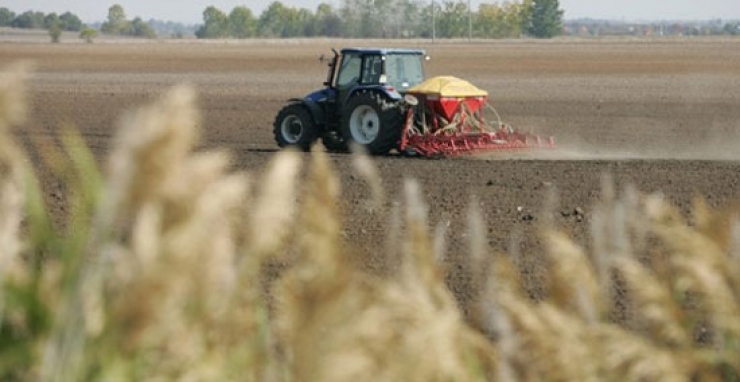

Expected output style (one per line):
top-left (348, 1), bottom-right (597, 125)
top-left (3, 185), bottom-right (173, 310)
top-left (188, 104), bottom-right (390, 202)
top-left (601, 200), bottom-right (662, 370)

top-left (325, 48), bottom-right (427, 101)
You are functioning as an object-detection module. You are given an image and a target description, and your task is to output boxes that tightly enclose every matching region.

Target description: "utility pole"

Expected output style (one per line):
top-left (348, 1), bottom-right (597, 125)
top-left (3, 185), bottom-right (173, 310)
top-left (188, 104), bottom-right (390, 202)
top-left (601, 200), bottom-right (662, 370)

top-left (468, 0), bottom-right (472, 41)
top-left (432, 0), bottom-right (436, 43)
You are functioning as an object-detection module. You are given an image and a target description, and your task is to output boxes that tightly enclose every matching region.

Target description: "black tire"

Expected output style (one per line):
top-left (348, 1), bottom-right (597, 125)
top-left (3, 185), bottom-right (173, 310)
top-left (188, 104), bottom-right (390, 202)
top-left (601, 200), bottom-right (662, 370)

top-left (340, 91), bottom-right (404, 155)
top-left (321, 130), bottom-right (348, 153)
top-left (273, 103), bottom-right (318, 151)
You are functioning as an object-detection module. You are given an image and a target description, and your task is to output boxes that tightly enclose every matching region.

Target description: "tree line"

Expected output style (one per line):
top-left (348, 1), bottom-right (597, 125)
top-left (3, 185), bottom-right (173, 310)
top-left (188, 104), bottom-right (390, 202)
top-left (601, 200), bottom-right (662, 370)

top-left (100, 4), bottom-right (156, 38)
top-left (197, 0), bottom-right (564, 39)
top-left (0, 8), bottom-right (83, 31)
top-left (2, 0), bottom-right (557, 40)
top-left (0, 5), bottom-right (156, 41)
top-left (564, 19), bottom-right (740, 37)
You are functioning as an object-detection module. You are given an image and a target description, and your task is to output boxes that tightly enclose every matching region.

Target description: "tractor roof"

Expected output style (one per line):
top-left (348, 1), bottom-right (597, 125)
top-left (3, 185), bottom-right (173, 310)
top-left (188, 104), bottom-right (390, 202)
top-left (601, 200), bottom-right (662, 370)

top-left (340, 47), bottom-right (425, 56)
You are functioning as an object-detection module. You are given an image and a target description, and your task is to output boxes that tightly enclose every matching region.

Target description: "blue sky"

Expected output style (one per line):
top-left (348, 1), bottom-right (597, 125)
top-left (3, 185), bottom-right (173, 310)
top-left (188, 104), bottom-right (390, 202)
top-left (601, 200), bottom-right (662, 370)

top-left (4, 0), bottom-right (739, 24)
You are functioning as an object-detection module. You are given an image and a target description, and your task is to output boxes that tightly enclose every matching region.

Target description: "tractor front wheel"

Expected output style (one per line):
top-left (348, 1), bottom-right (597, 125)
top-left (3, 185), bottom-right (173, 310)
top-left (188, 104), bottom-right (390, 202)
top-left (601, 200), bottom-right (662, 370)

top-left (341, 91), bottom-right (403, 155)
top-left (273, 103), bottom-right (318, 151)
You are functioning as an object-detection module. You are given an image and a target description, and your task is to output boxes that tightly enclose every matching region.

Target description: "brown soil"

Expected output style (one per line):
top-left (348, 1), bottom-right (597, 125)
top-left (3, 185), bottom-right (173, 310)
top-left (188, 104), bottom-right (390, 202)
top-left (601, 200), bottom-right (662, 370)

top-left (4, 38), bottom-right (740, 306)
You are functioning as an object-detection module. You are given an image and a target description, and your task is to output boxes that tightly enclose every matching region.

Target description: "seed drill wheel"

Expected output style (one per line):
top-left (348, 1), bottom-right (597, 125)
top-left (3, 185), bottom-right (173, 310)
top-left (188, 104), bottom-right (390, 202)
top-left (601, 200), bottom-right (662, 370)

top-left (273, 103), bottom-right (318, 151)
top-left (341, 91), bottom-right (403, 155)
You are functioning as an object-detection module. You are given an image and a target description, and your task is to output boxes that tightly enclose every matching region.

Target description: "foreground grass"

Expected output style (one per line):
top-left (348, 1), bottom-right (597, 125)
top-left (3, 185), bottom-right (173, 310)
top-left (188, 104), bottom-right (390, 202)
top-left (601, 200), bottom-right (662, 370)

top-left (1, 64), bottom-right (739, 381)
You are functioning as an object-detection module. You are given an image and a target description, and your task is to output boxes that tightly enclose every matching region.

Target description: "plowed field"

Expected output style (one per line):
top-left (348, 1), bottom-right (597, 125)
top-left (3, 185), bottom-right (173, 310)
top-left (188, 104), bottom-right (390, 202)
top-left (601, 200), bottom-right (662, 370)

top-left (3, 38), bottom-right (740, 300)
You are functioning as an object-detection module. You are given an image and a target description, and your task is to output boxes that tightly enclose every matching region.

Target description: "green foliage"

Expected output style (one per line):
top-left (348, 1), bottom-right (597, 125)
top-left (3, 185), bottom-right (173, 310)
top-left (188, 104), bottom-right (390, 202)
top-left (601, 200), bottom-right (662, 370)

top-left (258, 1), bottom-right (294, 37)
top-left (0, 8), bottom-right (15, 27)
top-left (526, 0), bottom-right (563, 38)
top-left (252, 1), bottom-right (318, 38)
top-left (11, 11), bottom-right (45, 29)
top-left (228, 6), bottom-right (257, 38)
top-left (100, 5), bottom-right (156, 38)
top-left (195, 6), bottom-right (229, 38)
top-left (79, 28), bottom-right (98, 43)
top-left (476, 1), bottom-right (531, 38)
top-left (436, 1), bottom-right (469, 38)
top-left (59, 12), bottom-right (83, 32)
top-left (43, 12), bottom-right (59, 29)
top-left (725, 22), bottom-right (740, 35)
top-left (101, 4), bottom-right (129, 35)
top-left (193, 0), bottom-right (740, 40)
top-left (1, 8), bottom-right (83, 31)
top-left (130, 17), bottom-right (156, 38)
top-left (48, 22), bottom-right (62, 43)
top-left (315, 3), bottom-right (343, 37)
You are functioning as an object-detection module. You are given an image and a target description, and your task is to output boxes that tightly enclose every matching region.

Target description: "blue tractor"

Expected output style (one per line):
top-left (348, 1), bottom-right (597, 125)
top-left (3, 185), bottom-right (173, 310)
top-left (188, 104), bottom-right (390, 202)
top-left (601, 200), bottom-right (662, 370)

top-left (273, 48), bottom-right (426, 155)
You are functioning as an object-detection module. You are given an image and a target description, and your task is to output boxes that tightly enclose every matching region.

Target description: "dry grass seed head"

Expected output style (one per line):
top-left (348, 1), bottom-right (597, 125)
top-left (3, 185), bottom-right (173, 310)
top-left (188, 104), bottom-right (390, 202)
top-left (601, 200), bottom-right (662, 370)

top-left (611, 256), bottom-right (690, 347)
top-left (248, 149), bottom-right (302, 261)
top-left (493, 291), bottom-right (554, 379)
top-left (79, 85), bottom-right (258, 378)
top-left (543, 231), bottom-right (602, 323)
top-left (594, 325), bottom-right (688, 382)
top-left (351, 143), bottom-right (384, 210)
top-left (467, 196), bottom-right (487, 277)
top-left (278, 156), bottom-right (498, 381)
top-left (433, 217), bottom-right (449, 266)
top-left (298, 147), bottom-right (342, 270)
top-left (383, 201), bottom-right (403, 275)
top-left (623, 184), bottom-right (649, 256)
top-left (0, 63), bottom-right (30, 130)
top-left (0, 146), bottom-right (26, 285)
top-left (0, 64), bottom-right (30, 318)
top-left (652, 210), bottom-right (740, 332)
top-left (731, 217), bottom-right (740, 265)
top-left (274, 148), bottom-right (349, 378)
top-left (537, 303), bottom-right (601, 381)
top-left (401, 179), bottom-right (438, 288)
top-left (105, 85), bottom-right (200, 225)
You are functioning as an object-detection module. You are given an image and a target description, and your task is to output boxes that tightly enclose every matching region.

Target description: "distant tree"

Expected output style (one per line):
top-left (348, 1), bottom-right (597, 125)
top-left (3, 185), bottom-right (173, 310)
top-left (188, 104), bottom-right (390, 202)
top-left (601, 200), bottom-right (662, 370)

top-left (296, 8), bottom-right (317, 36)
top-left (49, 21), bottom-right (62, 43)
top-left (416, 1), bottom-right (437, 38)
top-left (59, 11), bottom-right (83, 31)
top-left (43, 12), bottom-right (59, 29)
top-left (195, 6), bottom-right (229, 38)
top-left (339, 0), bottom-right (360, 37)
top-left (79, 27), bottom-right (98, 42)
top-left (315, 3), bottom-right (342, 37)
top-left (258, 1), bottom-right (290, 37)
top-left (12, 11), bottom-right (45, 29)
top-left (144, 19), bottom-right (197, 38)
top-left (437, 1), bottom-right (468, 38)
top-left (526, 0), bottom-right (563, 38)
top-left (359, 0), bottom-right (381, 37)
top-left (476, 2), bottom-right (527, 38)
top-left (131, 17), bottom-right (156, 38)
top-left (0, 7), bottom-right (16, 27)
top-left (101, 4), bottom-right (130, 34)
top-left (257, 2), bottom-right (313, 38)
top-left (228, 6), bottom-right (257, 38)
top-left (724, 22), bottom-right (739, 35)
top-left (394, 0), bottom-right (425, 38)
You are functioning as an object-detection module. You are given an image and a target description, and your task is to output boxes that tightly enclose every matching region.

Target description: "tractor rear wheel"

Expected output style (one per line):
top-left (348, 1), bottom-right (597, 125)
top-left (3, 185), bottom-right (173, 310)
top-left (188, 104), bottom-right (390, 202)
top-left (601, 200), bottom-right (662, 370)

top-left (273, 103), bottom-right (318, 151)
top-left (340, 91), bottom-right (403, 155)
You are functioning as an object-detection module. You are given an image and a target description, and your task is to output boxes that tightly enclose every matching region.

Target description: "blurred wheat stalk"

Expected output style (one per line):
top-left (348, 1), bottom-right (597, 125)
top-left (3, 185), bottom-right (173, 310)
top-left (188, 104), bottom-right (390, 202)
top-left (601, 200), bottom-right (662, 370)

top-left (1, 64), bottom-right (739, 381)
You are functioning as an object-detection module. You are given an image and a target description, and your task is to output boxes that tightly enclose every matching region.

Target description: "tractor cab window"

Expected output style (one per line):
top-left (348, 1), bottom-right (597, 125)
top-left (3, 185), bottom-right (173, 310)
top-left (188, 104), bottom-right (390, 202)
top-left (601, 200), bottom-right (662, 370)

top-left (336, 53), bottom-right (362, 89)
top-left (361, 55), bottom-right (384, 84)
top-left (384, 54), bottom-right (425, 91)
